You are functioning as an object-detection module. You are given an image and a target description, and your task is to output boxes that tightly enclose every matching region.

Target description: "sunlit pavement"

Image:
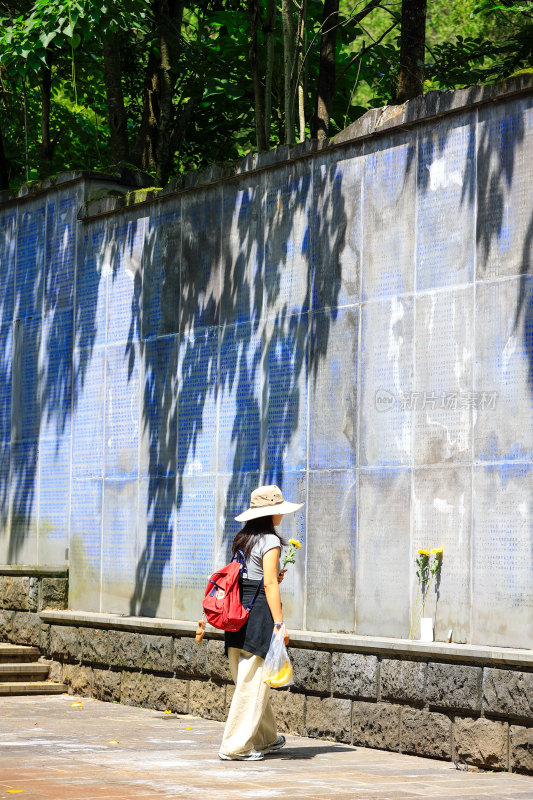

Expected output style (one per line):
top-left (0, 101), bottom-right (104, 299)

top-left (0, 694), bottom-right (532, 799)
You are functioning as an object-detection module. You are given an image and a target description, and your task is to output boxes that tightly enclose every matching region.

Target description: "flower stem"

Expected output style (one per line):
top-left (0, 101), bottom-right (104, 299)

top-left (412, 573), bottom-right (435, 639)
top-left (408, 582), bottom-right (421, 640)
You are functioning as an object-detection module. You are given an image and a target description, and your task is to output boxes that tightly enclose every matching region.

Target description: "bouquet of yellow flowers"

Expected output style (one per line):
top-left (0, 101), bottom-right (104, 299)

top-left (282, 538), bottom-right (302, 569)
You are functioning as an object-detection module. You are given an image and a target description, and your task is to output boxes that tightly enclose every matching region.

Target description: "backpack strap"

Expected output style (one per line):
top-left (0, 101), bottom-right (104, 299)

top-left (232, 549), bottom-right (248, 577)
top-left (245, 578), bottom-right (264, 612)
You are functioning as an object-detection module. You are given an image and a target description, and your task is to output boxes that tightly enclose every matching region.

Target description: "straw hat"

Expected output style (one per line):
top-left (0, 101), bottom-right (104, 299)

top-left (235, 485), bottom-right (303, 522)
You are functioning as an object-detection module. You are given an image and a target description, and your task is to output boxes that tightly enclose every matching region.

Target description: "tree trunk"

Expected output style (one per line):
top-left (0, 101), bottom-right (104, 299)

top-left (311, 0), bottom-right (338, 140)
top-left (281, 0), bottom-right (295, 144)
top-left (396, 0), bottom-right (427, 103)
top-left (263, 0), bottom-right (276, 147)
top-left (248, 0), bottom-right (266, 151)
top-left (0, 126), bottom-right (9, 190)
top-left (40, 52), bottom-right (54, 178)
top-left (155, 0), bottom-right (184, 186)
top-left (133, 48), bottom-right (160, 172)
top-left (296, 0), bottom-right (307, 142)
top-left (102, 33), bottom-right (129, 164)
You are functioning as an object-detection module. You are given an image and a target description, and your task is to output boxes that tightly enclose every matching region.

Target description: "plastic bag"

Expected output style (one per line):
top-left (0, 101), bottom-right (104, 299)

top-left (262, 624), bottom-right (294, 688)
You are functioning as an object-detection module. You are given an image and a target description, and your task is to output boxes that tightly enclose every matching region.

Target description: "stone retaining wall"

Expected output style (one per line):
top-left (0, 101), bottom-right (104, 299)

top-left (1, 606), bottom-right (532, 775)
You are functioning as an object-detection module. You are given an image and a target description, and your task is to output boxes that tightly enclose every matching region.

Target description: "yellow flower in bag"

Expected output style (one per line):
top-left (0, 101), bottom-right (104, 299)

top-left (266, 659), bottom-right (293, 688)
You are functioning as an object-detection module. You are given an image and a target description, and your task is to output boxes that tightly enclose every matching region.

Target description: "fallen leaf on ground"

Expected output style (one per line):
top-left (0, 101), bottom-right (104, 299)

top-left (7, 790), bottom-right (24, 794)
top-left (164, 710), bottom-right (172, 714)
top-left (108, 740), bottom-right (119, 744)
top-left (71, 702), bottom-right (83, 708)
top-left (185, 726), bottom-right (192, 730)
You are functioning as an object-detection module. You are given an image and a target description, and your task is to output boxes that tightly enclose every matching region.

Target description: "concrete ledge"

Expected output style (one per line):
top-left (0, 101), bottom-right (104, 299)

top-left (39, 610), bottom-right (533, 668)
top-left (0, 566), bottom-right (68, 577)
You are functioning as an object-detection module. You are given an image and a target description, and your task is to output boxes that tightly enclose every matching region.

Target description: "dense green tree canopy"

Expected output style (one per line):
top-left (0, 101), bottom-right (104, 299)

top-left (0, 0), bottom-right (531, 189)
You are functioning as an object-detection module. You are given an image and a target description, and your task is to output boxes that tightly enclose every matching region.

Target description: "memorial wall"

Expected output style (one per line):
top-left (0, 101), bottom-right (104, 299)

top-left (0, 81), bottom-right (532, 650)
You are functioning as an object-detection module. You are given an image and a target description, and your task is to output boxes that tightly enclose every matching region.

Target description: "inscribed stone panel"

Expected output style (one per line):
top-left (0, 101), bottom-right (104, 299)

top-left (221, 180), bottom-right (263, 324)
top-left (45, 193), bottom-right (76, 311)
top-left (75, 225), bottom-right (108, 350)
top-left (275, 469), bottom-right (306, 630)
top-left (39, 306), bottom-right (73, 441)
top-left (140, 335), bottom-right (178, 479)
top-left (360, 297), bottom-right (414, 466)
top-left (475, 277), bottom-right (533, 462)
top-left (70, 478), bottom-right (102, 612)
top-left (102, 478), bottom-right (138, 614)
top-left (0, 323), bottom-right (12, 445)
top-left (472, 463), bottom-right (533, 649)
top-left (135, 476), bottom-right (175, 619)
top-left (414, 287), bottom-right (473, 465)
top-left (9, 439), bottom-right (39, 565)
top-left (142, 205), bottom-right (181, 340)
top-left (177, 326), bottom-right (218, 476)
top-left (417, 115), bottom-right (475, 290)
top-left (262, 314), bottom-right (308, 480)
top-left (218, 321), bottom-right (261, 475)
top-left (37, 436), bottom-right (70, 565)
top-left (477, 96), bottom-right (533, 280)
top-left (362, 134), bottom-right (416, 300)
top-left (309, 307), bottom-right (357, 470)
top-left (312, 147), bottom-right (362, 310)
top-left (413, 466), bottom-right (471, 643)
top-left (71, 347), bottom-right (105, 478)
top-left (15, 202), bottom-right (45, 319)
top-left (356, 468), bottom-right (411, 636)
top-left (263, 161), bottom-right (312, 318)
top-left (0, 211), bottom-right (16, 324)
top-left (181, 189), bottom-right (222, 331)
top-left (106, 215), bottom-right (144, 346)
top-left (215, 470), bottom-right (260, 566)
top-left (174, 474), bottom-right (216, 619)
top-left (104, 343), bottom-right (140, 480)
top-left (306, 469), bottom-right (356, 632)
top-left (12, 316), bottom-right (41, 442)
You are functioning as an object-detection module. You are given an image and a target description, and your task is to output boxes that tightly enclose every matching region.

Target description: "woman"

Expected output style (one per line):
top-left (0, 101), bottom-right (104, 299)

top-left (218, 484), bottom-right (303, 761)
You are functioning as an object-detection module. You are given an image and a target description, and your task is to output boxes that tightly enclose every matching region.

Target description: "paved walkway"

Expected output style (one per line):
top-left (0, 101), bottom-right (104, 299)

top-left (0, 694), bottom-right (532, 799)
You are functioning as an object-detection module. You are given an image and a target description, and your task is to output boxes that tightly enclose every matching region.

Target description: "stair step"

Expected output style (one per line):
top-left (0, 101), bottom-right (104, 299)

top-left (0, 663), bottom-right (50, 681)
top-left (0, 644), bottom-right (41, 661)
top-left (0, 681), bottom-right (67, 695)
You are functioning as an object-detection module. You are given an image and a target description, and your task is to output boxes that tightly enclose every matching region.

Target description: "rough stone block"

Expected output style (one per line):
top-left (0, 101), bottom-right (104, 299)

top-left (110, 631), bottom-right (173, 672)
top-left (79, 627), bottom-right (110, 665)
top-left (174, 637), bottom-right (209, 679)
top-left (121, 672), bottom-right (188, 713)
top-left (40, 577), bottom-right (68, 610)
top-left (0, 576), bottom-right (30, 610)
top-left (39, 623), bottom-right (50, 652)
top-left (0, 609), bottom-right (13, 640)
top-left (483, 668), bottom-right (533, 720)
top-left (92, 669), bottom-right (122, 702)
top-left (49, 625), bottom-right (79, 661)
top-left (10, 611), bottom-right (40, 646)
top-left (207, 639), bottom-right (231, 683)
top-left (400, 708), bottom-right (451, 759)
top-left (28, 577), bottom-right (39, 612)
top-left (427, 662), bottom-right (482, 711)
top-left (189, 680), bottom-right (226, 722)
top-left (39, 658), bottom-right (62, 683)
top-left (380, 659), bottom-right (426, 705)
top-left (510, 725), bottom-right (533, 774)
top-left (352, 701), bottom-right (401, 751)
top-left (305, 696), bottom-right (351, 743)
top-left (289, 648), bottom-right (330, 695)
top-left (269, 690), bottom-right (305, 736)
top-left (331, 652), bottom-right (378, 699)
top-left (454, 716), bottom-right (508, 770)
top-left (63, 664), bottom-right (92, 696)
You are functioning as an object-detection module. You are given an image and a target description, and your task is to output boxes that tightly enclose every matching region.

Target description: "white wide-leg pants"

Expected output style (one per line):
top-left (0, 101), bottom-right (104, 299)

top-left (219, 647), bottom-right (278, 757)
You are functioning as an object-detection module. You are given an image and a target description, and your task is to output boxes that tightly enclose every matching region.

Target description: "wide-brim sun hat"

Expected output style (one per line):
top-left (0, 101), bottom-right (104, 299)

top-left (235, 484), bottom-right (304, 522)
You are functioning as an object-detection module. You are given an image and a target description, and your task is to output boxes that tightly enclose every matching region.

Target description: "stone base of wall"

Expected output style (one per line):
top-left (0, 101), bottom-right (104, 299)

top-left (1, 604), bottom-right (532, 774)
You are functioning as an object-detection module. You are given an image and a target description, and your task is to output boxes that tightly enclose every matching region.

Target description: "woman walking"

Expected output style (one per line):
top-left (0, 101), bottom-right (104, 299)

top-left (218, 484), bottom-right (303, 761)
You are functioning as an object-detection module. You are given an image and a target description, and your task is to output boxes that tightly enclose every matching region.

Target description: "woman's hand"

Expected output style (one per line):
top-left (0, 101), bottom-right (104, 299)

top-left (277, 569), bottom-right (287, 584)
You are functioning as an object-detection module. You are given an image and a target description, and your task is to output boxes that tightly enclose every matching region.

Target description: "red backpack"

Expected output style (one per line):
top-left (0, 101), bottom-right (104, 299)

top-left (202, 551), bottom-right (263, 632)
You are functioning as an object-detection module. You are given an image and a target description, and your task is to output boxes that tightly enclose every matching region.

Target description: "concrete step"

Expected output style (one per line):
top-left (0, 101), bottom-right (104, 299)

top-left (0, 681), bottom-right (67, 695)
top-left (0, 643), bottom-right (41, 662)
top-left (0, 663), bottom-right (50, 681)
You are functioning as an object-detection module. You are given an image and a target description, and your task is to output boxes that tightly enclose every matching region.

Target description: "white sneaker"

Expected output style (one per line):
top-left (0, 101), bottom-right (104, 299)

top-left (219, 750), bottom-right (264, 761)
top-left (263, 735), bottom-right (286, 753)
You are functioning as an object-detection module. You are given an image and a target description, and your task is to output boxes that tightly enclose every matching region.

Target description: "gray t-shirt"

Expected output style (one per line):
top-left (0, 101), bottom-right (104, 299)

top-left (246, 533), bottom-right (282, 580)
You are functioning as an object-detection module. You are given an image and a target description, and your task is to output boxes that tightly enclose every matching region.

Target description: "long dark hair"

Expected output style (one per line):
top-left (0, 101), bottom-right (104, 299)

top-left (232, 516), bottom-right (287, 562)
